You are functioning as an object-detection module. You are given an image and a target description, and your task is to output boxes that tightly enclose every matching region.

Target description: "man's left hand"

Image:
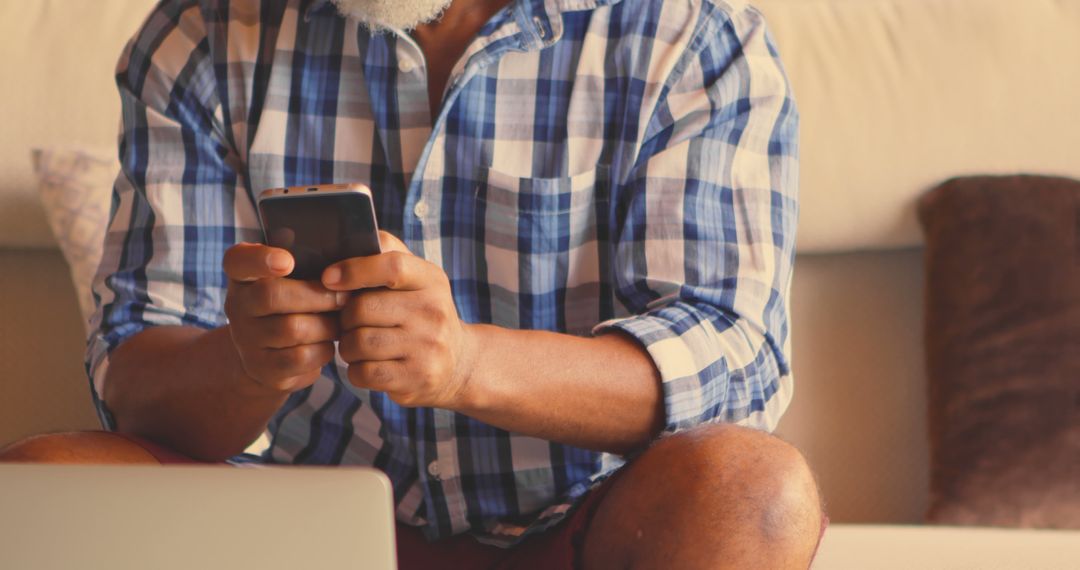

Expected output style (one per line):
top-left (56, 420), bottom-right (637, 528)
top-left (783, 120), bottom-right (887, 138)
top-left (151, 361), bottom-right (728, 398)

top-left (322, 232), bottom-right (476, 409)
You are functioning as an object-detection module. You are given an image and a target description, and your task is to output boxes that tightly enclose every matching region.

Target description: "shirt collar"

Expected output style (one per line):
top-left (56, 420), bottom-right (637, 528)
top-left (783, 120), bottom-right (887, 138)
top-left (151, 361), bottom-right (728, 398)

top-left (304, 0), bottom-right (623, 35)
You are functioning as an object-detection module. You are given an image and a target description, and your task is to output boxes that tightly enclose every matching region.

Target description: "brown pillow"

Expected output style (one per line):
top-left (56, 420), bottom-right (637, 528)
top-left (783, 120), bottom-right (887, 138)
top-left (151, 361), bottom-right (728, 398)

top-left (918, 175), bottom-right (1080, 529)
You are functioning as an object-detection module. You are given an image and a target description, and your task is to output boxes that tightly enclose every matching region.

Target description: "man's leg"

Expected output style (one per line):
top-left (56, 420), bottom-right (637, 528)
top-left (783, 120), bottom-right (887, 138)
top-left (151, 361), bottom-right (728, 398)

top-left (0, 432), bottom-right (166, 464)
top-left (582, 423), bottom-right (824, 570)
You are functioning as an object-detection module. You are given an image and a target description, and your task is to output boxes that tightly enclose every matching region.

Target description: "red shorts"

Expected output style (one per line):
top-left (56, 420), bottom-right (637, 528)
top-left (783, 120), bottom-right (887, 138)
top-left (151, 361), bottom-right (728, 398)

top-left (120, 433), bottom-right (828, 569)
top-left (395, 473), bottom-right (620, 570)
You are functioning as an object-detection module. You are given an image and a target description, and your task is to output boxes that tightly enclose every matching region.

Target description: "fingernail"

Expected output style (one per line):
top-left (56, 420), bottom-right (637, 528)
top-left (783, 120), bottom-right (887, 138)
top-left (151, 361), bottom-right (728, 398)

top-left (335, 292), bottom-right (349, 307)
top-left (323, 266), bottom-right (341, 285)
top-left (268, 252), bottom-right (291, 272)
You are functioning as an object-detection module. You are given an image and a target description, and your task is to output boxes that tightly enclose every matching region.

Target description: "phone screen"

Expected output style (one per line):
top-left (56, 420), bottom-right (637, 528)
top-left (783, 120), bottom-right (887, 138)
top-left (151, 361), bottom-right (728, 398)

top-left (259, 192), bottom-right (380, 280)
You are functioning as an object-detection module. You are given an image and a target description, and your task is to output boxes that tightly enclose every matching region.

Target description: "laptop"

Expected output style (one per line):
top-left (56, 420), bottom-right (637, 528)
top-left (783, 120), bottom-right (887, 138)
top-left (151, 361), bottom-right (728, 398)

top-left (0, 464), bottom-right (397, 570)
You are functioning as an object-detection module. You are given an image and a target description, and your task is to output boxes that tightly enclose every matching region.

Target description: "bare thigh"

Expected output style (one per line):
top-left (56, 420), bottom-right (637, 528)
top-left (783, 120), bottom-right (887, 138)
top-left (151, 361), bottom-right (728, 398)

top-left (0, 431), bottom-right (168, 464)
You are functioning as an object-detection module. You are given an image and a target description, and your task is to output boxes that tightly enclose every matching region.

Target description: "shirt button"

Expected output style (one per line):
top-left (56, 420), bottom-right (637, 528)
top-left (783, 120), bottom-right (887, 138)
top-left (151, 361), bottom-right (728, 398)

top-left (533, 16), bottom-right (547, 39)
top-left (413, 200), bottom-right (429, 218)
top-left (398, 57), bottom-right (417, 74)
top-left (427, 461), bottom-right (441, 480)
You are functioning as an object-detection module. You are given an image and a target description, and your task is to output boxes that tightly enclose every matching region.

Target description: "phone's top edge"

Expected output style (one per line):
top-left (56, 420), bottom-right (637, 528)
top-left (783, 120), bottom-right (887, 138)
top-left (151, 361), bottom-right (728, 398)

top-left (257, 183), bottom-right (372, 200)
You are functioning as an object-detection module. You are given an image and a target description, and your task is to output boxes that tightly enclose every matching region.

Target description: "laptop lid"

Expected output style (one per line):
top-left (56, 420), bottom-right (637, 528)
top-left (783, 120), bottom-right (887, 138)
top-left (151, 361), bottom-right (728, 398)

top-left (0, 464), bottom-right (397, 570)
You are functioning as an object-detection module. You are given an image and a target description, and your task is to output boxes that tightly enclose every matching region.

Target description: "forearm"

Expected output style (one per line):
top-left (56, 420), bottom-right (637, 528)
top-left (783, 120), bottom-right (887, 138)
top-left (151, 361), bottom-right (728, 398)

top-left (455, 325), bottom-right (664, 455)
top-left (103, 326), bottom-right (287, 462)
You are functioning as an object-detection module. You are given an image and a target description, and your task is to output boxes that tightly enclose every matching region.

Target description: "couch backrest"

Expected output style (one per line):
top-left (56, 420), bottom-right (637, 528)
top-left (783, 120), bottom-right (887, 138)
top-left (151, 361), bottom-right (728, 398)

top-left (0, 0), bottom-right (156, 249)
top-left (3, 0), bottom-right (1078, 253)
top-left (756, 0), bottom-right (1080, 252)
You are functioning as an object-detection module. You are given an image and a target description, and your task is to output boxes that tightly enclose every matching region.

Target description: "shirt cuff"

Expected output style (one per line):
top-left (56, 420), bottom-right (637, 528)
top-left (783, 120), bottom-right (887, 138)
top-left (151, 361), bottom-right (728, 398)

top-left (592, 304), bottom-right (730, 434)
top-left (85, 323), bottom-right (150, 431)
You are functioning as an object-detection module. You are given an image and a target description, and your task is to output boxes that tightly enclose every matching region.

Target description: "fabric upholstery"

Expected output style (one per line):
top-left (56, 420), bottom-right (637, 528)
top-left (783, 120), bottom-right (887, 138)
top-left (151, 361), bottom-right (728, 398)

top-left (0, 249), bottom-right (100, 447)
top-left (776, 249), bottom-right (928, 524)
top-left (0, 0), bottom-right (155, 249)
top-left (919, 175), bottom-right (1080, 528)
top-left (814, 525), bottom-right (1080, 568)
top-left (753, 0), bottom-right (1080, 252)
top-left (5, 0), bottom-right (1080, 253)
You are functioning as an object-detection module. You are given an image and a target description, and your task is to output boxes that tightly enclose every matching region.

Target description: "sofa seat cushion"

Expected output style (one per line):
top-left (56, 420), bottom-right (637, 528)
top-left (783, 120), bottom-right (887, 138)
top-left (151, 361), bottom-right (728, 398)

top-left (814, 524), bottom-right (1080, 569)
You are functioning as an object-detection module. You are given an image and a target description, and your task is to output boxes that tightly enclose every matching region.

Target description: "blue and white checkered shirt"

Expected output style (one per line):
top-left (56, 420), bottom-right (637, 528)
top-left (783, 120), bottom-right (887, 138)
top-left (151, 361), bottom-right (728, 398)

top-left (88, 0), bottom-right (798, 545)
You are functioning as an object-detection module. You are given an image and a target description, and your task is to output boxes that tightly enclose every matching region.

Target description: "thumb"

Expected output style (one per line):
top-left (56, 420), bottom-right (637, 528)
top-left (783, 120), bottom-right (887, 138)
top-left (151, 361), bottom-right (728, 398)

top-left (223, 243), bottom-right (294, 283)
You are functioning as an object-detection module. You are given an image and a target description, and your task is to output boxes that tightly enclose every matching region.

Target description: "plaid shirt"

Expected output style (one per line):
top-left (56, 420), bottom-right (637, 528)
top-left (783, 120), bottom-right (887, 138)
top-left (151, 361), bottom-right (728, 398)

top-left (88, 0), bottom-right (798, 545)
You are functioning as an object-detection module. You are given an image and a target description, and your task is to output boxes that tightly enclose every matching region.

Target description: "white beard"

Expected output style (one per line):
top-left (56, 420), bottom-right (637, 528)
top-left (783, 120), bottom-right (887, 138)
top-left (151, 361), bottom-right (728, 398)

top-left (331, 0), bottom-right (453, 31)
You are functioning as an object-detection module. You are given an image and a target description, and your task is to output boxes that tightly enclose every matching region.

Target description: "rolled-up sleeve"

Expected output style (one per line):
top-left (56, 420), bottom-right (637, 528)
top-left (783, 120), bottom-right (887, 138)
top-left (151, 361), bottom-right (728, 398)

top-left (85, 0), bottom-right (256, 429)
top-left (594, 6), bottom-right (798, 434)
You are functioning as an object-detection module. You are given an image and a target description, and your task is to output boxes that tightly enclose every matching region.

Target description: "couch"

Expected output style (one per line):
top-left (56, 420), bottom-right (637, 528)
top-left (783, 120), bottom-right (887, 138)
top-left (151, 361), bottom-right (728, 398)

top-left (2, 0), bottom-right (1078, 566)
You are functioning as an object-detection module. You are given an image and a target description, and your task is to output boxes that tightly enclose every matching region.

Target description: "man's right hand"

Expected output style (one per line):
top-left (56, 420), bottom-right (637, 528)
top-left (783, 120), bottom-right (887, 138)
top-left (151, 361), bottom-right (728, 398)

top-left (222, 243), bottom-right (347, 394)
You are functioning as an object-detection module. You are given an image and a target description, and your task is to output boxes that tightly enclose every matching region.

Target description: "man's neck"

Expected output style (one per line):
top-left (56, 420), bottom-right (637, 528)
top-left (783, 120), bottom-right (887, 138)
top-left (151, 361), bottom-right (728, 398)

top-left (411, 0), bottom-right (513, 118)
top-left (414, 0), bottom-right (512, 39)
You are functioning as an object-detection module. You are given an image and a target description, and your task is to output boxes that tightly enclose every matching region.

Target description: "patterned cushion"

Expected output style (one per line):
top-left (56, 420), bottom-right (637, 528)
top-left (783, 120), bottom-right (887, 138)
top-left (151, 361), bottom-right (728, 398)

top-left (32, 147), bottom-right (116, 331)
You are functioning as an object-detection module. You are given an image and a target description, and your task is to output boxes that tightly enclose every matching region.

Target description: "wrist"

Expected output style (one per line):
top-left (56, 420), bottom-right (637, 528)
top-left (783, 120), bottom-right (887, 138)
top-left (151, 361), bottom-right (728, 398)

top-left (451, 323), bottom-right (488, 413)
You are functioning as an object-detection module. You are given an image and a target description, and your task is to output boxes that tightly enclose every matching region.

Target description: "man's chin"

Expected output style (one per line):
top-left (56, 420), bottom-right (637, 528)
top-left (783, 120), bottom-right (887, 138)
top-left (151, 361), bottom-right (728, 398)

top-left (331, 0), bottom-right (453, 31)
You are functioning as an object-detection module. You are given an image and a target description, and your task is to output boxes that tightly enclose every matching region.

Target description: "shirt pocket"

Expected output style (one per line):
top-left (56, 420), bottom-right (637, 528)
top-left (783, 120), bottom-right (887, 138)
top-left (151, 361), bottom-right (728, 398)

top-left (474, 165), bottom-right (611, 334)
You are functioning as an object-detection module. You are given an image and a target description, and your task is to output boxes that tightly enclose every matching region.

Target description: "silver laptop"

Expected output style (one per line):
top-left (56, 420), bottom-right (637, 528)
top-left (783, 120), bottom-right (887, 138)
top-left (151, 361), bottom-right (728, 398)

top-left (0, 464), bottom-right (397, 570)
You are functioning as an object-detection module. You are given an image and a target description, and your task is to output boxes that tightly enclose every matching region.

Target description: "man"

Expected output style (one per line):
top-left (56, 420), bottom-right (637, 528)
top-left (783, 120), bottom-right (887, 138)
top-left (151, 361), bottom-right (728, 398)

top-left (2, 0), bottom-right (822, 567)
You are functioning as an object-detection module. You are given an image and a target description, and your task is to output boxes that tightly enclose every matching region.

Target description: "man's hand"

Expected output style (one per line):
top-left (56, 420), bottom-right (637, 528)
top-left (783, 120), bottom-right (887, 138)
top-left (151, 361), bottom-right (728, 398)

top-left (322, 232), bottom-right (476, 409)
top-left (222, 243), bottom-right (346, 393)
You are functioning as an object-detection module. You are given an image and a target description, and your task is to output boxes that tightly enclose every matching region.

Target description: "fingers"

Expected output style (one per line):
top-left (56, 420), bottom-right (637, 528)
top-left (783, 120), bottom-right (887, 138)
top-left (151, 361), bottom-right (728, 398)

top-left (338, 327), bottom-right (409, 362)
top-left (224, 242), bottom-right (294, 283)
top-left (248, 342), bottom-right (336, 384)
top-left (346, 360), bottom-right (409, 394)
top-left (223, 244), bottom-right (347, 390)
top-left (247, 313), bottom-right (340, 349)
top-left (228, 278), bottom-right (348, 318)
top-left (322, 251), bottom-right (433, 292)
top-left (338, 289), bottom-right (411, 330)
top-left (345, 359), bottom-right (454, 408)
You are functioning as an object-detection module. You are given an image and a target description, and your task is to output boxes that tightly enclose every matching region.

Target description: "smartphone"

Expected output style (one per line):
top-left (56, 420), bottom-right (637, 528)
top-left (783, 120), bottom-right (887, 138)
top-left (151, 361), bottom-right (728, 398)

top-left (256, 183), bottom-right (382, 280)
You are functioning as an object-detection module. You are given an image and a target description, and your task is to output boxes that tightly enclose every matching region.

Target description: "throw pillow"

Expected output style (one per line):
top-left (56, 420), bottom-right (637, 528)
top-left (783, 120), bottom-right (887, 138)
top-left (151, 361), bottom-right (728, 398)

top-left (31, 147), bottom-right (117, 333)
top-left (918, 175), bottom-right (1080, 528)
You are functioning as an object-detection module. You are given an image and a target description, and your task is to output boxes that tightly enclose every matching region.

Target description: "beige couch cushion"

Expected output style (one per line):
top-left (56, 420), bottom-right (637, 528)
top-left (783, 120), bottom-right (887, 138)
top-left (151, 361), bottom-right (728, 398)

top-left (757, 0), bottom-right (1080, 252)
top-left (0, 249), bottom-right (101, 446)
top-left (777, 249), bottom-right (928, 524)
top-left (814, 525), bottom-right (1080, 569)
top-left (0, 1), bottom-right (155, 249)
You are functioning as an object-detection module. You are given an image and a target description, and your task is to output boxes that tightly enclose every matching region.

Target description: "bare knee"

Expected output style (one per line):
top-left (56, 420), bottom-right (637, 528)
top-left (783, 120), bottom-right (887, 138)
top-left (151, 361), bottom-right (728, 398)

top-left (584, 423), bottom-right (823, 569)
top-left (0, 432), bottom-right (161, 464)
top-left (657, 424), bottom-right (822, 538)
